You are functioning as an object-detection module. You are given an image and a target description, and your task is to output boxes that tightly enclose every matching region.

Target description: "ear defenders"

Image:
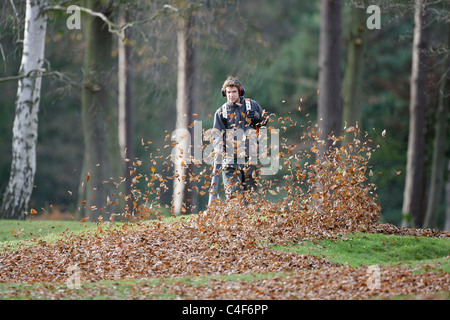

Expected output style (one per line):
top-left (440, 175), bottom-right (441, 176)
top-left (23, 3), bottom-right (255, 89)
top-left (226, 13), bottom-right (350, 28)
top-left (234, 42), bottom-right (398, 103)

top-left (221, 85), bottom-right (245, 97)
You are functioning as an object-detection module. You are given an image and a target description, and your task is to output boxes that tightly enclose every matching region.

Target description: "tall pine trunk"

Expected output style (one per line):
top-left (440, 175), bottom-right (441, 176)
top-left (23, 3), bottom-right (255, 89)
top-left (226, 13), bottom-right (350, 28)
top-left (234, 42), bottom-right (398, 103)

top-left (317, 0), bottom-right (342, 154)
top-left (401, 0), bottom-right (428, 227)
top-left (0, 0), bottom-right (48, 219)
top-left (172, 13), bottom-right (198, 215)
top-left (79, 0), bottom-right (122, 221)
top-left (118, 11), bottom-right (136, 215)
top-left (424, 24), bottom-right (449, 228)
top-left (342, 3), bottom-right (366, 132)
top-left (445, 160), bottom-right (450, 232)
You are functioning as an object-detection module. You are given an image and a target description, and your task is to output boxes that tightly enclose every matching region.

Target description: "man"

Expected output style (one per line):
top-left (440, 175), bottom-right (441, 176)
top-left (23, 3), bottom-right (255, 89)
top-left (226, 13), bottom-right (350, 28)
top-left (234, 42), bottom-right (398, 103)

top-left (211, 76), bottom-right (268, 201)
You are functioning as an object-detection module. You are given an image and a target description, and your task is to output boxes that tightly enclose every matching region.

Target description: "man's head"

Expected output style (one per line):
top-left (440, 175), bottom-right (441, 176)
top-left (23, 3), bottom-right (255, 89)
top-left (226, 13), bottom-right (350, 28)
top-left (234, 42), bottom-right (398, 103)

top-left (221, 76), bottom-right (245, 104)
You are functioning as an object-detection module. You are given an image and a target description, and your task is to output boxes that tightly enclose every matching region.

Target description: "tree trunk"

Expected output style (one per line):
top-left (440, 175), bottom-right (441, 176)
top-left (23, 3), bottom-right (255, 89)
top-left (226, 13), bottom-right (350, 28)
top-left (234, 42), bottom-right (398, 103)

top-left (423, 25), bottom-right (449, 229)
top-left (172, 13), bottom-right (198, 215)
top-left (401, 0), bottom-right (428, 228)
top-left (79, 0), bottom-right (122, 221)
top-left (317, 0), bottom-right (342, 154)
top-left (118, 10), bottom-right (136, 215)
top-left (0, 0), bottom-right (48, 220)
top-left (445, 160), bottom-right (450, 232)
top-left (342, 2), bottom-right (366, 132)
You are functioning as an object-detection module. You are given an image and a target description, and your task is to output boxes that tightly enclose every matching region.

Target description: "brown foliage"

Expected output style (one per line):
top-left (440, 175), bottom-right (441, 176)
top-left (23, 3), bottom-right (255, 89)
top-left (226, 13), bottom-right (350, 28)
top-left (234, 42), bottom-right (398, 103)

top-left (0, 124), bottom-right (448, 299)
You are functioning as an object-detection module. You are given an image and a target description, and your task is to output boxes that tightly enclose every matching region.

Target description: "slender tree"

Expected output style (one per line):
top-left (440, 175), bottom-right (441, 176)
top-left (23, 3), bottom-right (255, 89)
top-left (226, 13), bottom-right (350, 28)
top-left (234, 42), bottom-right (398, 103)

top-left (169, 0), bottom-right (243, 214)
top-left (424, 24), bottom-right (449, 228)
top-left (0, 0), bottom-right (48, 219)
top-left (170, 5), bottom-right (198, 215)
top-left (118, 7), bottom-right (136, 215)
top-left (78, 0), bottom-right (122, 221)
top-left (317, 0), bottom-right (342, 154)
top-left (342, 1), bottom-right (366, 132)
top-left (446, 160), bottom-right (450, 232)
top-left (401, 0), bottom-right (428, 227)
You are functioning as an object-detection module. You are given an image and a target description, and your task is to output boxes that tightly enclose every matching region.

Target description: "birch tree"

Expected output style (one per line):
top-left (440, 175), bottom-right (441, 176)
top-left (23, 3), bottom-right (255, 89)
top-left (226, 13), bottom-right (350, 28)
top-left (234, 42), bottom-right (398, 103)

top-left (0, 0), bottom-right (48, 219)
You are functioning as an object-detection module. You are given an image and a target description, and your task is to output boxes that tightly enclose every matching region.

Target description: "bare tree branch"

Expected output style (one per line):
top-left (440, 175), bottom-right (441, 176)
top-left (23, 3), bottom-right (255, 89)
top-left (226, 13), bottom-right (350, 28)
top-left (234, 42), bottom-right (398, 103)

top-left (0, 69), bottom-right (78, 87)
top-left (45, 4), bottom-right (128, 38)
top-left (44, 4), bottom-right (164, 40)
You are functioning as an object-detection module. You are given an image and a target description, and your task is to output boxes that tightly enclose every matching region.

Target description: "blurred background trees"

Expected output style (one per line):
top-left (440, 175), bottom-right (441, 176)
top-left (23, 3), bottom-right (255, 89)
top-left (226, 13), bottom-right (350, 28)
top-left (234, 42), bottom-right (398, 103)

top-left (0, 0), bottom-right (449, 229)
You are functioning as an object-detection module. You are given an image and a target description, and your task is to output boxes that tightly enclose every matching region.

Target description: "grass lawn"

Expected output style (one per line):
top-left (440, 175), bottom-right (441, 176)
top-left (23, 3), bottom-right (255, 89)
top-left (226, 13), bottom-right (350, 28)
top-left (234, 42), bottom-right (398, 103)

top-left (0, 219), bottom-right (96, 242)
top-left (274, 233), bottom-right (450, 272)
top-left (0, 219), bottom-right (99, 251)
top-left (0, 218), bottom-right (449, 300)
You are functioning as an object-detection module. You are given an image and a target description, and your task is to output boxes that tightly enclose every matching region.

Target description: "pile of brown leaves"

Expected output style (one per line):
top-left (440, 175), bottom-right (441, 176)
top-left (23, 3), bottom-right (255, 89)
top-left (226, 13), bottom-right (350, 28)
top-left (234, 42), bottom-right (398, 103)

top-left (1, 125), bottom-right (448, 299)
top-left (169, 265), bottom-right (450, 300)
top-left (187, 126), bottom-right (385, 245)
top-left (0, 215), bottom-right (340, 284)
top-left (0, 203), bottom-right (447, 288)
top-left (1, 264), bottom-right (448, 300)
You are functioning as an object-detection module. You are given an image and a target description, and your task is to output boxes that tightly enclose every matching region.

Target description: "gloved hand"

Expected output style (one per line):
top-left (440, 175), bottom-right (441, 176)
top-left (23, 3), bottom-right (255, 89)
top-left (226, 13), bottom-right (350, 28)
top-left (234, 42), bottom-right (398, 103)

top-left (246, 109), bottom-right (260, 121)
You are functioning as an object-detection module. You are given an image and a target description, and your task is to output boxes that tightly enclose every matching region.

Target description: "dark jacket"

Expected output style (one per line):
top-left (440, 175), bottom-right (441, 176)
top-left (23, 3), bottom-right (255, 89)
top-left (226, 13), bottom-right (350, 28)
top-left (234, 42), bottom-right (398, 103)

top-left (212, 97), bottom-right (267, 166)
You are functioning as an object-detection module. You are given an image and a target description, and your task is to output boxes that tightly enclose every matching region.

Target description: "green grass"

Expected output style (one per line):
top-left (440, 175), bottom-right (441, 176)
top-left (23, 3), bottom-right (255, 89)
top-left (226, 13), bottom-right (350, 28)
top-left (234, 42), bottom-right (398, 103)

top-left (2, 219), bottom-right (449, 269)
top-left (0, 217), bottom-right (182, 252)
top-left (1, 219), bottom-right (449, 299)
top-left (274, 233), bottom-right (450, 271)
top-left (0, 268), bottom-right (286, 300)
top-left (0, 219), bottom-right (106, 252)
top-left (0, 219), bottom-right (97, 241)
top-left (0, 277), bottom-right (178, 300)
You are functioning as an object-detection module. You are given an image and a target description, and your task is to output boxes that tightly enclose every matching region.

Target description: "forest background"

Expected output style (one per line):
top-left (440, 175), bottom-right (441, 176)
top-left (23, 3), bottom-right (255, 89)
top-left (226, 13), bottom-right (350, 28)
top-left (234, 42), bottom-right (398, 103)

top-left (0, 0), bottom-right (448, 229)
